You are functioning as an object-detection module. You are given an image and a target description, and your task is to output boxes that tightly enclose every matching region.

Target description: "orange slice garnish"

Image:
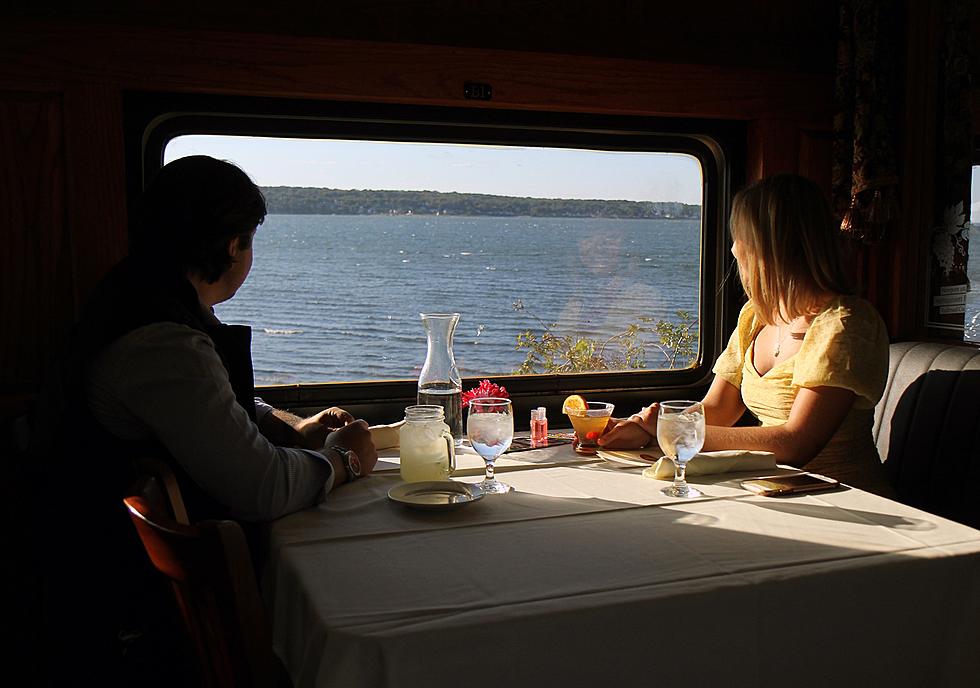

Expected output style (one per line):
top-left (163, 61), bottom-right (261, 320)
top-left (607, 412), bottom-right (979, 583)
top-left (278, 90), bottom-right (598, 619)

top-left (562, 394), bottom-right (587, 415)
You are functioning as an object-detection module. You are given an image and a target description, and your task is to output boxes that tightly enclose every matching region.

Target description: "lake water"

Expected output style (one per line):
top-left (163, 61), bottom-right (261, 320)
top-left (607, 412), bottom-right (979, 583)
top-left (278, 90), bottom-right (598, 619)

top-left (215, 216), bottom-right (980, 385)
top-left (214, 215), bottom-right (702, 384)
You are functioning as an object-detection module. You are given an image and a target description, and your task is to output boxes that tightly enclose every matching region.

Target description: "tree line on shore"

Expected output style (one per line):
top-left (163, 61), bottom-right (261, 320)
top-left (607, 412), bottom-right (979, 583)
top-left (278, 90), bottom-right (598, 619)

top-left (261, 186), bottom-right (700, 220)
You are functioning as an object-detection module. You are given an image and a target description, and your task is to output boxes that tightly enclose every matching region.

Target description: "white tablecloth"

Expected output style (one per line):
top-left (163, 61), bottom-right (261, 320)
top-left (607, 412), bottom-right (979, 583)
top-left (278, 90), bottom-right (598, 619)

top-left (263, 441), bottom-right (980, 688)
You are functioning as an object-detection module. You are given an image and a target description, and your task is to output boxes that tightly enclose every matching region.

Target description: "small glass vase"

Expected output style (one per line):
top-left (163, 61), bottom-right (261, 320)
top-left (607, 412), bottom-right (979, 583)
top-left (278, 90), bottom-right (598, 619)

top-left (418, 313), bottom-right (463, 445)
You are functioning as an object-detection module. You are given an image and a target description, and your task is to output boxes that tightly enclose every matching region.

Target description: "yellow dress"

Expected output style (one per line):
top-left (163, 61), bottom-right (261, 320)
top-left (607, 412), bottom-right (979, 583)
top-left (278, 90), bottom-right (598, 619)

top-left (712, 296), bottom-right (895, 497)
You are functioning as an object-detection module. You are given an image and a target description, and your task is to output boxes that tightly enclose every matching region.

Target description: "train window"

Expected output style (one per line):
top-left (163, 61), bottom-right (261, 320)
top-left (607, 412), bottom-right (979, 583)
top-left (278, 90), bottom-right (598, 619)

top-left (132, 97), bottom-right (737, 406)
top-left (164, 135), bottom-right (710, 385)
top-left (968, 165), bottom-right (979, 344)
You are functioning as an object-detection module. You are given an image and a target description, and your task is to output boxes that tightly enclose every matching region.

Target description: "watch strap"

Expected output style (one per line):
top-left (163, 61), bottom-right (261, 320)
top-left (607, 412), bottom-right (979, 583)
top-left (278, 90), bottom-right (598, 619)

top-left (326, 445), bottom-right (360, 481)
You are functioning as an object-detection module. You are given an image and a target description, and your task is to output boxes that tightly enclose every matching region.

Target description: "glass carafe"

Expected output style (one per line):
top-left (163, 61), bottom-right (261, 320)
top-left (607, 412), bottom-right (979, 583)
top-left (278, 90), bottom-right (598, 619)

top-left (400, 405), bottom-right (456, 482)
top-left (418, 312), bottom-right (463, 445)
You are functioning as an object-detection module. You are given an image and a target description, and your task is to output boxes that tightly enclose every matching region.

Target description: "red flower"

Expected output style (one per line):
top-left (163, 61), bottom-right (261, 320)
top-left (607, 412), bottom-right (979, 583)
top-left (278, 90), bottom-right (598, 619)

top-left (462, 379), bottom-right (509, 408)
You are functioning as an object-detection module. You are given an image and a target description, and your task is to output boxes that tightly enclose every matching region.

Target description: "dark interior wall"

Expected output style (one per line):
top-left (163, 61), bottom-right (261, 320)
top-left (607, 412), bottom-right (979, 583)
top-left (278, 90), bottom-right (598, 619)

top-left (7, 1), bottom-right (839, 72)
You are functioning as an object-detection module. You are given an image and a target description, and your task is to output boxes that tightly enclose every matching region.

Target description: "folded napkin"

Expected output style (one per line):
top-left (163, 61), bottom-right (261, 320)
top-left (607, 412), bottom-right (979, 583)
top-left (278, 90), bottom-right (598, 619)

top-left (642, 450), bottom-right (776, 480)
top-left (369, 421), bottom-right (404, 450)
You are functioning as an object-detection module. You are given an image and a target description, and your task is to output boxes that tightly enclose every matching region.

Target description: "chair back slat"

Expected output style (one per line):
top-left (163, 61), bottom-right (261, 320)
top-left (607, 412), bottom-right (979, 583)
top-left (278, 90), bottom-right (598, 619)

top-left (132, 455), bottom-right (190, 523)
top-left (124, 485), bottom-right (282, 688)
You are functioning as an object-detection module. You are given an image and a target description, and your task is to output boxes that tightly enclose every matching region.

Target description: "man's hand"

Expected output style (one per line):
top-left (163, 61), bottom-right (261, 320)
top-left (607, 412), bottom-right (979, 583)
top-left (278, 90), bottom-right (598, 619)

top-left (294, 407), bottom-right (355, 450)
top-left (324, 420), bottom-right (379, 480)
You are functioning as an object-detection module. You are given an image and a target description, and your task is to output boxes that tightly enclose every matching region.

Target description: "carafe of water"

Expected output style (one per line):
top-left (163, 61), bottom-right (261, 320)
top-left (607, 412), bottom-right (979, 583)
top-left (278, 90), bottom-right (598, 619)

top-left (418, 312), bottom-right (463, 444)
top-left (400, 405), bottom-right (456, 482)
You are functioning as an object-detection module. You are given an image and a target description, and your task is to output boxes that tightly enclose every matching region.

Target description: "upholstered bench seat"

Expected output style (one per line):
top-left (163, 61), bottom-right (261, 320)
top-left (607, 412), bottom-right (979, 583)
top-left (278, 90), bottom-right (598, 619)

top-left (874, 342), bottom-right (980, 528)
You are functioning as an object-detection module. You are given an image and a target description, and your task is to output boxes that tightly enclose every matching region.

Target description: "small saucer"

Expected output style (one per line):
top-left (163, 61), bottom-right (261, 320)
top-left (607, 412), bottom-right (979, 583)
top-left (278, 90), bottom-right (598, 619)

top-left (387, 481), bottom-right (484, 510)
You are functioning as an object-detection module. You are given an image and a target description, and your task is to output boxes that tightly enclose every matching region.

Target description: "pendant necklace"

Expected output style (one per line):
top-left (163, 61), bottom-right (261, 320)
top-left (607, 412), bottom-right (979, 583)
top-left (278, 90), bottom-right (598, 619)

top-left (773, 316), bottom-right (802, 357)
top-left (773, 324), bottom-right (788, 357)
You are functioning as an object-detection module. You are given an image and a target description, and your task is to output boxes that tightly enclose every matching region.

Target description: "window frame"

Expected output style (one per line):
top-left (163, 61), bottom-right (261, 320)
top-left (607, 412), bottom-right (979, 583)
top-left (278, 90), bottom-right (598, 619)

top-left (125, 92), bottom-right (744, 422)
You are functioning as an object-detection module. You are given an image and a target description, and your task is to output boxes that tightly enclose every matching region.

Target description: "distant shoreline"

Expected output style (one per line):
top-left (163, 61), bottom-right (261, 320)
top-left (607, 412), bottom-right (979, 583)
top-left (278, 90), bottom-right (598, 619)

top-left (265, 211), bottom-right (699, 220)
top-left (261, 186), bottom-right (701, 220)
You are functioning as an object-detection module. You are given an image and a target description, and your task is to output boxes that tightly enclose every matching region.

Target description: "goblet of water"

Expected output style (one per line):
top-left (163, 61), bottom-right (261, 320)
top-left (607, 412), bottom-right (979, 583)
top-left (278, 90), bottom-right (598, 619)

top-left (466, 397), bottom-right (514, 494)
top-left (657, 400), bottom-right (705, 498)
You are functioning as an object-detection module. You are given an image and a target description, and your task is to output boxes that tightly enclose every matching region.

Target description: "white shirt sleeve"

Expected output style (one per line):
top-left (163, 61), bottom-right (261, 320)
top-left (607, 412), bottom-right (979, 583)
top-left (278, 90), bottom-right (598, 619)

top-left (254, 397), bottom-right (275, 425)
top-left (87, 322), bottom-right (335, 521)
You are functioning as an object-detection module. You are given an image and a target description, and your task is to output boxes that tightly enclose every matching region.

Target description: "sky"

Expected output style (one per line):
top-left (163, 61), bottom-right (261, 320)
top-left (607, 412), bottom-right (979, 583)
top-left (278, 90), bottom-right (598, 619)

top-left (164, 136), bottom-right (980, 219)
top-left (165, 135), bottom-right (704, 205)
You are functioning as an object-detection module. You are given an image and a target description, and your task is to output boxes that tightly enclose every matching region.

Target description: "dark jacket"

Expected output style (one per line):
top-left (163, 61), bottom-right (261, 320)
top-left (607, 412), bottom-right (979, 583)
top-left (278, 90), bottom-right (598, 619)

top-left (62, 256), bottom-right (258, 518)
top-left (33, 256), bottom-right (259, 686)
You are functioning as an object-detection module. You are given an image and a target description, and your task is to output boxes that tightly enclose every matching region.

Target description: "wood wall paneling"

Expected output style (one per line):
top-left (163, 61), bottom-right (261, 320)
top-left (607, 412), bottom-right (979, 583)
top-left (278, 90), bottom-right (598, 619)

top-left (746, 119), bottom-right (803, 181)
top-left (0, 23), bottom-right (833, 122)
top-left (894, 0), bottom-right (941, 340)
top-left (798, 129), bottom-right (833, 200)
top-left (62, 84), bottom-right (128, 302)
top-left (0, 91), bottom-right (73, 394)
top-left (3, 2), bottom-right (840, 74)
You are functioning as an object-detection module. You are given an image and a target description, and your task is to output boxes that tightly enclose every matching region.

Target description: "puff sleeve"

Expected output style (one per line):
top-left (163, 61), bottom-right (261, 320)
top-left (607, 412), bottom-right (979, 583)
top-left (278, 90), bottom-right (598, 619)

top-left (792, 298), bottom-right (889, 409)
top-left (711, 301), bottom-right (757, 389)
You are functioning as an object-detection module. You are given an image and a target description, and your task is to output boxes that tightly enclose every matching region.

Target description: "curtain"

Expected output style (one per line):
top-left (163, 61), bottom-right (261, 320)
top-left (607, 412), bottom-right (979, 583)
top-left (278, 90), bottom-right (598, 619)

top-left (832, 0), bottom-right (902, 244)
top-left (834, 0), bottom-right (973, 336)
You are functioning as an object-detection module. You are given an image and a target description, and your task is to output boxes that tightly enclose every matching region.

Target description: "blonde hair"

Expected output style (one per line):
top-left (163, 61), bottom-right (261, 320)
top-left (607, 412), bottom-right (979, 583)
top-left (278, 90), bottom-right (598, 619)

top-left (729, 174), bottom-right (852, 325)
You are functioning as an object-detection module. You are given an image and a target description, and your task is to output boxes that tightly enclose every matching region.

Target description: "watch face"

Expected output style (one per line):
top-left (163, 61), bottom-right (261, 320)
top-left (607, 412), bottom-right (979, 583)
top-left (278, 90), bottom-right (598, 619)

top-left (347, 451), bottom-right (361, 477)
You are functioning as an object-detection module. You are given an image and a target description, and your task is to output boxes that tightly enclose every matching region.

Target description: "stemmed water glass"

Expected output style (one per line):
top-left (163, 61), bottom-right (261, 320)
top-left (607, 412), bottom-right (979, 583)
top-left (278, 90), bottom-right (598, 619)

top-left (657, 400), bottom-right (706, 498)
top-left (466, 397), bottom-right (514, 494)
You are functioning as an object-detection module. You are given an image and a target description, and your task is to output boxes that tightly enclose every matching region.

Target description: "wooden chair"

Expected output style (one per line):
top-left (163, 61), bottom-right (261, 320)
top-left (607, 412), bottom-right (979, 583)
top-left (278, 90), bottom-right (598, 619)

top-left (132, 455), bottom-right (190, 523)
top-left (124, 478), bottom-right (286, 688)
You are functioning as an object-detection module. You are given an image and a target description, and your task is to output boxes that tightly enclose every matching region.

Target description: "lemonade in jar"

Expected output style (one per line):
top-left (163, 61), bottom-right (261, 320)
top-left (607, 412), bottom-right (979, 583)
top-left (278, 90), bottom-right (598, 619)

top-left (400, 405), bottom-right (456, 482)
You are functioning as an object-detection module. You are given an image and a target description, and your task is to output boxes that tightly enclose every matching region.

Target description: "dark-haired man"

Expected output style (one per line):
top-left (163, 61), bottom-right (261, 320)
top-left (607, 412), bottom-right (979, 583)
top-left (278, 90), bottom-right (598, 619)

top-left (76, 154), bottom-right (377, 520)
top-left (38, 155), bottom-right (376, 684)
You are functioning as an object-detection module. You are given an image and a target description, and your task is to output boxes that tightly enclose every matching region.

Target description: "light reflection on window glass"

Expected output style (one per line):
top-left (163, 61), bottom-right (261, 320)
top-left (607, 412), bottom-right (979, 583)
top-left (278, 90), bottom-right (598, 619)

top-left (968, 166), bottom-right (980, 343)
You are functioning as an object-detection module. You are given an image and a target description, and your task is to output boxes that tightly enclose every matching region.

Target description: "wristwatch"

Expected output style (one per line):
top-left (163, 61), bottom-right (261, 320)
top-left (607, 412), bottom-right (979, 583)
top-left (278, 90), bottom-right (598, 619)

top-left (327, 445), bottom-right (361, 481)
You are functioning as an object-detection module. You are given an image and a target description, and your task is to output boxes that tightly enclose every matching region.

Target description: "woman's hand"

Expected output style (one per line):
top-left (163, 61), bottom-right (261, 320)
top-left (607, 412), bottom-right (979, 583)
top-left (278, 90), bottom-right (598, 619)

top-left (598, 404), bottom-right (659, 450)
top-left (596, 419), bottom-right (653, 449)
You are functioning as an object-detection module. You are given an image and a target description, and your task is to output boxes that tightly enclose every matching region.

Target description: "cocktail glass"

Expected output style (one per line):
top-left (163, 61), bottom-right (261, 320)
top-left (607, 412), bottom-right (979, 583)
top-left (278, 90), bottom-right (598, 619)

top-left (565, 401), bottom-right (615, 455)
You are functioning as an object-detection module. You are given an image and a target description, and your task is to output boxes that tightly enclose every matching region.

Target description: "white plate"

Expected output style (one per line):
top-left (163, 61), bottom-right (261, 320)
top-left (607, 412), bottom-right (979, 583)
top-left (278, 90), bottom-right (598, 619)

top-left (596, 449), bottom-right (662, 467)
top-left (387, 481), bottom-right (484, 510)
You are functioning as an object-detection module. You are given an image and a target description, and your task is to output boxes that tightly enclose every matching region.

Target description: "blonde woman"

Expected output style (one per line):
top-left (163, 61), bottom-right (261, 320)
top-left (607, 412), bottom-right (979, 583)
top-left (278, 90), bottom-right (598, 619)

top-left (599, 174), bottom-right (894, 496)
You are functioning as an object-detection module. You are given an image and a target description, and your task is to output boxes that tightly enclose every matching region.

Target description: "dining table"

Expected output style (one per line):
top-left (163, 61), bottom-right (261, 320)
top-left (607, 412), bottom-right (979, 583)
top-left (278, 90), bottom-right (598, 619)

top-left (262, 435), bottom-right (980, 688)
